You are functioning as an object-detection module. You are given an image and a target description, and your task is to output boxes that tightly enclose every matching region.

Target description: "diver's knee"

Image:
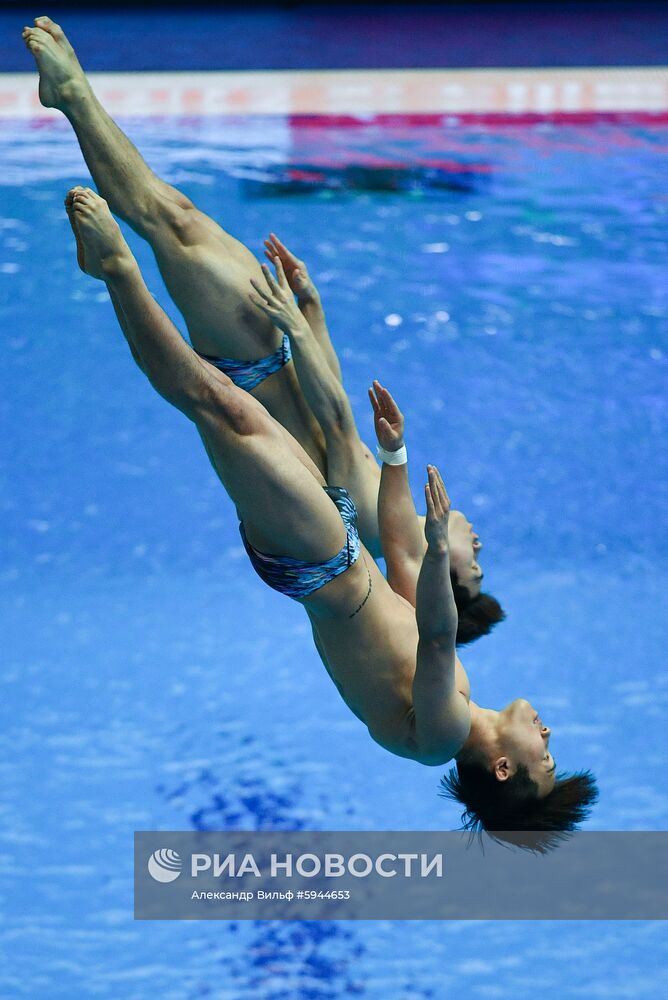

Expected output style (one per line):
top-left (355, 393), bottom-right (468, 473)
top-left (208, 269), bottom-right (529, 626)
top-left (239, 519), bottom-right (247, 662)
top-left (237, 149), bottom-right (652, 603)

top-left (143, 190), bottom-right (202, 246)
top-left (201, 379), bottom-right (270, 439)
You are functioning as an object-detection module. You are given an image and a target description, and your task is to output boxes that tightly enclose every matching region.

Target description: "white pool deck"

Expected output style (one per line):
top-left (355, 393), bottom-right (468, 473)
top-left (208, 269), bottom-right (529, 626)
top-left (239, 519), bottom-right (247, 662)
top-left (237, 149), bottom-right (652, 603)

top-left (1, 67), bottom-right (668, 119)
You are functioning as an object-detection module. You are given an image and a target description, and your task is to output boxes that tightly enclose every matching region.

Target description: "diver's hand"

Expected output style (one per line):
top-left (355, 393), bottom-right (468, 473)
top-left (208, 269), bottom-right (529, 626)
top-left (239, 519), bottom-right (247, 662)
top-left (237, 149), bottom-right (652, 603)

top-left (249, 256), bottom-right (309, 335)
top-left (263, 233), bottom-right (319, 304)
top-left (424, 465), bottom-right (450, 555)
top-left (368, 379), bottom-right (405, 451)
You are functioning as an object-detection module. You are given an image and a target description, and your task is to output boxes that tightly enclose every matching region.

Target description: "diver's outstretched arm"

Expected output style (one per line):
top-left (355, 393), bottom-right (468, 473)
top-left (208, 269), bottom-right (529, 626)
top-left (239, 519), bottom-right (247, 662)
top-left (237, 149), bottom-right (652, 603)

top-left (412, 466), bottom-right (469, 760)
top-left (263, 233), bottom-right (343, 383)
top-left (249, 256), bottom-right (384, 555)
top-left (369, 381), bottom-right (426, 604)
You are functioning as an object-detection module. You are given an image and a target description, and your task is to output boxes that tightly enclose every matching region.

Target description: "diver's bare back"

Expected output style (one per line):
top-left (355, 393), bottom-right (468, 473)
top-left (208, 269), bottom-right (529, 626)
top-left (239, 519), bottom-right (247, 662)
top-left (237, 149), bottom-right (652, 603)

top-left (306, 556), bottom-right (466, 763)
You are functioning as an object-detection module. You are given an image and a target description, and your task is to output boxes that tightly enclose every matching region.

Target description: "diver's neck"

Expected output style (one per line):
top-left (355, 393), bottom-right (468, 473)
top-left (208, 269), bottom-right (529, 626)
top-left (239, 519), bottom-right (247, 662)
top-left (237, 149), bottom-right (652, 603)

top-left (458, 701), bottom-right (500, 759)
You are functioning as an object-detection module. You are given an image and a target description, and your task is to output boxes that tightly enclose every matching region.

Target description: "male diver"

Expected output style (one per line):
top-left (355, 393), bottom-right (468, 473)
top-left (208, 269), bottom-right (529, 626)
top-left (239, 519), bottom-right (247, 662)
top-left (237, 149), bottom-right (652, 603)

top-left (60, 181), bottom-right (597, 850)
top-left (22, 15), bottom-right (503, 645)
top-left (24, 16), bottom-right (597, 846)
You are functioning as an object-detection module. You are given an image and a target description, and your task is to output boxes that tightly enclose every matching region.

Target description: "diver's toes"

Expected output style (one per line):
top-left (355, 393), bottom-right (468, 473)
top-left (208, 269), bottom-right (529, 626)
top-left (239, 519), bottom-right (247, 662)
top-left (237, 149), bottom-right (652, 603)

top-left (34, 16), bottom-right (69, 48)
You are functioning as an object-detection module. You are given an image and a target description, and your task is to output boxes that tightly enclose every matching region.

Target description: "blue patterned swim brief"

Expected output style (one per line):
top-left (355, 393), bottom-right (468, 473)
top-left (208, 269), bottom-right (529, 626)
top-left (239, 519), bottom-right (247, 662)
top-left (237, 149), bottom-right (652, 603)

top-left (239, 486), bottom-right (361, 600)
top-left (197, 334), bottom-right (291, 392)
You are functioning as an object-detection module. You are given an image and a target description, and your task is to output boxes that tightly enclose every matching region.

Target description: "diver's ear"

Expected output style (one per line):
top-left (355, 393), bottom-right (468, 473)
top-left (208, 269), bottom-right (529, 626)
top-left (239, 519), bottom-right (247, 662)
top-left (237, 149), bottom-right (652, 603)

top-left (493, 757), bottom-right (511, 782)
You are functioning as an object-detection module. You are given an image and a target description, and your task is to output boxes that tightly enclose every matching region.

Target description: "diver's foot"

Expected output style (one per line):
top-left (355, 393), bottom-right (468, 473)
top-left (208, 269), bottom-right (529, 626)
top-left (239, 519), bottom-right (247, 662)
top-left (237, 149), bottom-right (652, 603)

top-left (66, 187), bottom-right (133, 280)
top-left (64, 188), bottom-right (87, 272)
top-left (22, 16), bottom-right (88, 110)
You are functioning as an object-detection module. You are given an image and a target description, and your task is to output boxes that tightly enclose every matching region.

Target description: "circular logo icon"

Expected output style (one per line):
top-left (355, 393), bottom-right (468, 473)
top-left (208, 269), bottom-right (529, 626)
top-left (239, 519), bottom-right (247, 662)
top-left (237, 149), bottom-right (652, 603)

top-left (148, 848), bottom-right (183, 883)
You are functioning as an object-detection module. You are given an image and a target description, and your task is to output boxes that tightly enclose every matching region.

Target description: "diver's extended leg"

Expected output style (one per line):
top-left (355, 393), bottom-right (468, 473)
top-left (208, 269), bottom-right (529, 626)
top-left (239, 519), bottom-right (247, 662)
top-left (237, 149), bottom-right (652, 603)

top-left (24, 16), bottom-right (327, 470)
top-left (65, 185), bottom-right (346, 570)
top-left (66, 185), bottom-right (325, 487)
top-left (22, 17), bottom-right (270, 354)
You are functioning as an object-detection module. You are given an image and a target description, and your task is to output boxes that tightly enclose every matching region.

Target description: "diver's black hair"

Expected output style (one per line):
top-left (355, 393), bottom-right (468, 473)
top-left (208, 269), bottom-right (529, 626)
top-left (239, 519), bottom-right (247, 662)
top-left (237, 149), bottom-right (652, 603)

top-left (451, 575), bottom-right (506, 646)
top-left (440, 760), bottom-right (599, 853)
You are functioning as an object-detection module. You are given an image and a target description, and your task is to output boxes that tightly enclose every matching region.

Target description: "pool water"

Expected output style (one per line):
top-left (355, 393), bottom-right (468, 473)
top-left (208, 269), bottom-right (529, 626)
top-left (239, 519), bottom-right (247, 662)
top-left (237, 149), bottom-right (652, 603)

top-left (1, 117), bottom-right (667, 997)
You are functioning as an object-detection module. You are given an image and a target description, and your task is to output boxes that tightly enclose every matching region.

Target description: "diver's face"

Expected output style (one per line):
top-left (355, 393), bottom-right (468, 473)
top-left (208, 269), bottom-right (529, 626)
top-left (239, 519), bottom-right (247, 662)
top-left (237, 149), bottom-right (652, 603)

top-left (448, 509), bottom-right (483, 598)
top-left (497, 699), bottom-right (556, 797)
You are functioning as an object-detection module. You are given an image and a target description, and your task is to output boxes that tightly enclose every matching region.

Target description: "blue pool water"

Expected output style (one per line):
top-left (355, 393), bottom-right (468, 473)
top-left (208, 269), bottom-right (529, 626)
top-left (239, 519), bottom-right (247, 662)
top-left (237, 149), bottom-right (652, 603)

top-left (1, 117), bottom-right (667, 997)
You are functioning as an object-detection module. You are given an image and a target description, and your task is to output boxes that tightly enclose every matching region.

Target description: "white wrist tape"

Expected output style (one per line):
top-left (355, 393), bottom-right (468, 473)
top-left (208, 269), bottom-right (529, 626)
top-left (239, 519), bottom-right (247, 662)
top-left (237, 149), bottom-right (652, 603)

top-left (377, 443), bottom-right (408, 466)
